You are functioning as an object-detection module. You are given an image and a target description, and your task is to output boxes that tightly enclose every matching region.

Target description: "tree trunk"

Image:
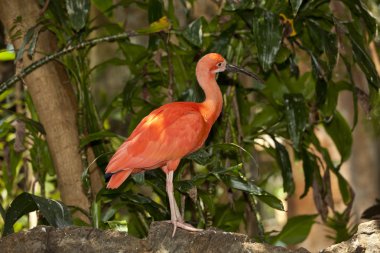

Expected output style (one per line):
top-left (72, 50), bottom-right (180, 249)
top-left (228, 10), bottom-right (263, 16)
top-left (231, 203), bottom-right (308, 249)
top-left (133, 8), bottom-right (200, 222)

top-left (0, 0), bottom-right (99, 221)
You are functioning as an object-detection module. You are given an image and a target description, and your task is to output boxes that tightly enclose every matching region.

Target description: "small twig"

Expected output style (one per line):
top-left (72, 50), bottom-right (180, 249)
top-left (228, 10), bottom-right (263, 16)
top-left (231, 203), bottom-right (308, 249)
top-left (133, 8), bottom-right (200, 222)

top-left (369, 41), bottom-right (380, 75)
top-left (232, 90), bottom-right (243, 146)
top-left (39, 0), bottom-right (50, 16)
top-left (0, 31), bottom-right (139, 93)
top-left (163, 34), bottom-right (174, 102)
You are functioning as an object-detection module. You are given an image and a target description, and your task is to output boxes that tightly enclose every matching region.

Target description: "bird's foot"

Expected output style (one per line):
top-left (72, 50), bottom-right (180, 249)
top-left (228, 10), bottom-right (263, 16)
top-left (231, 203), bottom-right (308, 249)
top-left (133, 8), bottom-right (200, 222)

top-left (164, 220), bottom-right (203, 237)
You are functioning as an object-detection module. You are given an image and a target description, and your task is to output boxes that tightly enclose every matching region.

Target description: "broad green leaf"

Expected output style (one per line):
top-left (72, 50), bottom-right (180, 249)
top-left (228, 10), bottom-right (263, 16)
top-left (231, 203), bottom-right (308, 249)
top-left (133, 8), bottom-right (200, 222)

top-left (229, 177), bottom-right (284, 211)
top-left (306, 21), bottom-right (337, 77)
top-left (209, 24), bottom-right (235, 55)
top-left (341, 0), bottom-right (377, 40)
top-left (91, 201), bottom-right (101, 229)
top-left (187, 148), bottom-right (213, 165)
top-left (190, 164), bottom-right (242, 186)
top-left (300, 151), bottom-right (316, 198)
top-left (199, 192), bottom-right (215, 215)
top-left (211, 143), bottom-right (257, 166)
top-left (126, 212), bottom-right (147, 238)
top-left (290, 0), bottom-right (303, 15)
top-left (251, 105), bottom-right (281, 129)
top-left (274, 138), bottom-right (295, 195)
top-left (0, 49), bottom-right (15, 61)
top-left (148, 0), bottom-right (163, 23)
top-left (272, 214), bottom-right (318, 245)
top-left (346, 23), bottom-right (380, 89)
top-left (285, 72), bottom-right (316, 100)
top-left (324, 111), bottom-right (352, 163)
top-left (65, 0), bottom-right (90, 32)
top-left (176, 180), bottom-right (195, 194)
top-left (120, 192), bottom-right (167, 220)
top-left (3, 193), bottom-right (72, 236)
top-left (0, 121), bottom-right (11, 138)
top-left (275, 46), bottom-right (291, 64)
top-left (284, 94), bottom-right (308, 152)
top-left (137, 16), bottom-right (171, 35)
top-left (316, 78), bottom-right (328, 109)
top-left (183, 18), bottom-right (204, 47)
top-left (335, 172), bottom-right (352, 205)
top-left (80, 130), bottom-right (123, 148)
top-left (252, 9), bottom-right (282, 71)
top-left (91, 0), bottom-right (113, 15)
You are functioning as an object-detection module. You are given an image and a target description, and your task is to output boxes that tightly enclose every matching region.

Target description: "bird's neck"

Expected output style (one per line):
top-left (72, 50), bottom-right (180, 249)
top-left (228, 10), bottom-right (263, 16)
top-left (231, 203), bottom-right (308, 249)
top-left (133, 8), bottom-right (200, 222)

top-left (196, 68), bottom-right (223, 125)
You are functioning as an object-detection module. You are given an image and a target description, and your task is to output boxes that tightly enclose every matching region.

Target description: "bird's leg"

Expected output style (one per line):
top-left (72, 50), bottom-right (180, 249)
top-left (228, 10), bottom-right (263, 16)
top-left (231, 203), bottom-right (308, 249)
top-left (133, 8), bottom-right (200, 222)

top-left (164, 162), bottom-right (203, 237)
top-left (173, 194), bottom-right (183, 223)
top-left (166, 170), bottom-right (178, 236)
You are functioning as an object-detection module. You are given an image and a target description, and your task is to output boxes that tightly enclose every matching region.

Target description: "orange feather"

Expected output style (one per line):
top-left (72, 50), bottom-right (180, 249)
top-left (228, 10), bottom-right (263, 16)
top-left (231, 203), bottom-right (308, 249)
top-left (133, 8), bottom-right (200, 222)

top-left (105, 53), bottom-right (260, 235)
top-left (106, 53), bottom-right (225, 189)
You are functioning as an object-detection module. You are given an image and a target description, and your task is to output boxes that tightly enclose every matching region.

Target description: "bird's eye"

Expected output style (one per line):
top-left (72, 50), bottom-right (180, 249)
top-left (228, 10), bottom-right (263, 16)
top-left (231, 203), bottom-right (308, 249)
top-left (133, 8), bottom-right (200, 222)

top-left (216, 62), bottom-right (222, 67)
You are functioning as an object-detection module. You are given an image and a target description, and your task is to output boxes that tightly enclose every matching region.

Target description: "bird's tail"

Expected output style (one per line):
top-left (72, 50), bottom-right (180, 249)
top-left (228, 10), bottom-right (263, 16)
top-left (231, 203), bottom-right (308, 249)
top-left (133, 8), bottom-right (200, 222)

top-left (106, 170), bottom-right (132, 189)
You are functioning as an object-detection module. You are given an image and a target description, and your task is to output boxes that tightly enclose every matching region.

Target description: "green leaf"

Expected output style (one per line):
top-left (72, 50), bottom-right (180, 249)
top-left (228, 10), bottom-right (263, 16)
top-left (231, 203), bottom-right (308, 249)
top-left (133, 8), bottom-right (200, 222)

top-left (0, 121), bottom-right (11, 138)
top-left (335, 172), bottom-right (352, 205)
top-left (27, 27), bottom-right (40, 59)
top-left (284, 94), bottom-right (308, 152)
top-left (136, 16), bottom-right (171, 35)
top-left (212, 143), bottom-right (255, 160)
top-left (183, 18), bottom-right (204, 47)
top-left (80, 131), bottom-right (123, 148)
top-left (252, 9), bottom-right (282, 71)
top-left (341, 0), bottom-right (377, 40)
top-left (106, 220), bottom-right (129, 232)
top-left (290, 0), bottom-right (303, 15)
top-left (324, 111), bottom-right (352, 163)
top-left (251, 105), bottom-right (281, 129)
top-left (300, 151), bottom-right (316, 198)
top-left (91, 0), bottom-right (113, 15)
top-left (316, 78), bottom-right (328, 108)
top-left (91, 201), bottom-right (101, 229)
top-left (273, 138), bottom-right (295, 195)
top-left (187, 148), bottom-right (213, 165)
top-left (272, 214), bottom-right (318, 245)
top-left (132, 172), bottom-right (145, 185)
top-left (3, 193), bottom-right (72, 236)
top-left (16, 27), bottom-right (35, 61)
top-left (120, 192), bottom-right (167, 220)
top-left (0, 49), bottom-right (15, 61)
top-left (65, 0), bottom-right (90, 32)
top-left (148, 0), bottom-right (163, 23)
top-left (224, 0), bottom-right (256, 11)
top-left (229, 177), bottom-right (284, 211)
top-left (346, 23), bottom-right (380, 89)
top-left (306, 21), bottom-right (337, 77)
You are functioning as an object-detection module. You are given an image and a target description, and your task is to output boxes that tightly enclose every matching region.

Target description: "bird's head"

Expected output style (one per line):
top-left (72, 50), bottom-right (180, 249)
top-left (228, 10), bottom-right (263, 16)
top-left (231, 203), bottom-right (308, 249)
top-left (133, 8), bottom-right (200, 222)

top-left (198, 53), bottom-right (264, 83)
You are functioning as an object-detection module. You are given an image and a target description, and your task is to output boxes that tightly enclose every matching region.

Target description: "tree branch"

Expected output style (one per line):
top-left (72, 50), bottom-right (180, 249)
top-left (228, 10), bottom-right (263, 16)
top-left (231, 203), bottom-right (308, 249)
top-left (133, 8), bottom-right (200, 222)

top-left (0, 31), bottom-right (140, 93)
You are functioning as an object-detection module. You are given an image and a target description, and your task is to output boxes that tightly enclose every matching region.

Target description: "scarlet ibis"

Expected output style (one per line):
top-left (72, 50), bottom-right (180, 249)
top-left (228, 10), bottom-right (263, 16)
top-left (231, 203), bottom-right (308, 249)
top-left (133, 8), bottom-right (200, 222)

top-left (106, 53), bottom-right (261, 236)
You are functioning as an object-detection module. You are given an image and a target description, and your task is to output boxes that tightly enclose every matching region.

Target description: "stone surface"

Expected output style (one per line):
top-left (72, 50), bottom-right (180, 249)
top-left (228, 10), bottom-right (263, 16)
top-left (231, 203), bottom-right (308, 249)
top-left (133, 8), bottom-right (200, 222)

top-left (6, 221), bottom-right (379, 253)
top-left (322, 220), bottom-right (380, 253)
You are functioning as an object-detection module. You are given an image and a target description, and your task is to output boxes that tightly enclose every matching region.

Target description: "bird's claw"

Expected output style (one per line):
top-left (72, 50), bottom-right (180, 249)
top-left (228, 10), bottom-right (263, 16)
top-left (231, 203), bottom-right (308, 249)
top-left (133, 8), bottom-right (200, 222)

top-left (164, 220), bottom-right (203, 237)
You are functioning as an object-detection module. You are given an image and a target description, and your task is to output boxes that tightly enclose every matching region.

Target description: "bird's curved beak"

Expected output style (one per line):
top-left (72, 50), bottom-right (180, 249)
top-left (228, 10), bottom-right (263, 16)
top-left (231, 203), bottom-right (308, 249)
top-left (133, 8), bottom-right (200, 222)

top-left (226, 64), bottom-right (264, 84)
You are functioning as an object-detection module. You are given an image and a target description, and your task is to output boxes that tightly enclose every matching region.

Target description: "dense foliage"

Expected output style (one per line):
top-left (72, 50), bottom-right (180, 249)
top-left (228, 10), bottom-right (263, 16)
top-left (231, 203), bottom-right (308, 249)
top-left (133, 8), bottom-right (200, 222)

top-left (1, 0), bottom-right (379, 246)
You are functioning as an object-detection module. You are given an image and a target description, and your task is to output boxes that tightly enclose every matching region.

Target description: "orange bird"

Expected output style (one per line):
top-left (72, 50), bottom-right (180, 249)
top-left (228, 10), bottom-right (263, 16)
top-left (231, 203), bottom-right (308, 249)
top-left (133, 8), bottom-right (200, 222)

top-left (105, 53), bottom-right (261, 235)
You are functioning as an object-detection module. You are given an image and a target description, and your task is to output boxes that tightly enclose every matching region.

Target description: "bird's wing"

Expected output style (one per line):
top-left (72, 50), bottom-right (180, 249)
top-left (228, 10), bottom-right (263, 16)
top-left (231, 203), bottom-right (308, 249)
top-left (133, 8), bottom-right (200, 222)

top-left (105, 103), bottom-right (208, 174)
